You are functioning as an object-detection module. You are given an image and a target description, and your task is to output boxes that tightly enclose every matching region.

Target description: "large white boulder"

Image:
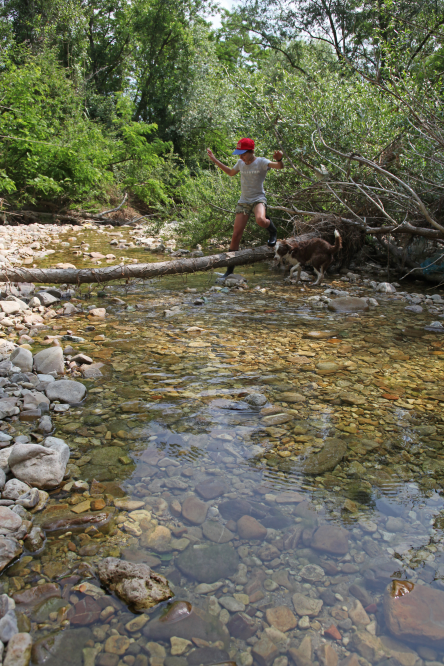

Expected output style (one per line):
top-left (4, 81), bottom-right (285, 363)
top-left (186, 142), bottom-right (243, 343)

top-left (45, 379), bottom-right (86, 404)
top-left (33, 347), bottom-right (64, 375)
top-left (10, 348), bottom-right (33, 373)
top-left (8, 439), bottom-right (69, 489)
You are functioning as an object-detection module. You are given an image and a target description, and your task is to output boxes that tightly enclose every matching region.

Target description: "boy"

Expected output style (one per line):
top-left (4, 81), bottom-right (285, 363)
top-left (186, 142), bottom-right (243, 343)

top-left (207, 138), bottom-right (284, 277)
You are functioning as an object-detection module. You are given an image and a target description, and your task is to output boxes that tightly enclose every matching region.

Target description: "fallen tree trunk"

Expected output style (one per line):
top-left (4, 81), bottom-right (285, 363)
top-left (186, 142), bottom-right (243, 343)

top-left (0, 245), bottom-right (274, 285)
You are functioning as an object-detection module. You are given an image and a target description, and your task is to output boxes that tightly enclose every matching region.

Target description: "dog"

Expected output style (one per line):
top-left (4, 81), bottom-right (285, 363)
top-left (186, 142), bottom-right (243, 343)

top-left (274, 238), bottom-right (299, 270)
top-left (274, 230), bottom-right (342, 286)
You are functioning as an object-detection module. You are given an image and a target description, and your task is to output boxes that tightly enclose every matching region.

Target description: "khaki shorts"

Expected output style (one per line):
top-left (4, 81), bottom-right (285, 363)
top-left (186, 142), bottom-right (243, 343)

top-left (235, 200), bottom-right (266, 215)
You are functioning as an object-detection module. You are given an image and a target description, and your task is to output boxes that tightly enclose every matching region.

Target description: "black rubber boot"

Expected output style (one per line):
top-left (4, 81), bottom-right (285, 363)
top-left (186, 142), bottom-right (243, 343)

top-left (267, 218), bottom-right (277, 247)
top-left (223, 265), bottom-right (234, 278)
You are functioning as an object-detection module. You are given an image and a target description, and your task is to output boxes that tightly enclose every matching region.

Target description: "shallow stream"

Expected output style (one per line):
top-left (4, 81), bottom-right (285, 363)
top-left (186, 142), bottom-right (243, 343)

top-left (2, 226), bottom-right (444, 666)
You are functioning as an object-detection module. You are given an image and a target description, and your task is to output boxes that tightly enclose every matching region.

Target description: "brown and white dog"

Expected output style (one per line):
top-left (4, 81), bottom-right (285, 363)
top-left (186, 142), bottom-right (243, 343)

top-left (274, 230), bottom-right (342, 285)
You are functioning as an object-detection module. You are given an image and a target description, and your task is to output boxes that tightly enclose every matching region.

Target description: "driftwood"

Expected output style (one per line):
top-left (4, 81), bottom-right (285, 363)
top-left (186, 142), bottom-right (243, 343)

top-left (0, 245), bottom-right (274, 285)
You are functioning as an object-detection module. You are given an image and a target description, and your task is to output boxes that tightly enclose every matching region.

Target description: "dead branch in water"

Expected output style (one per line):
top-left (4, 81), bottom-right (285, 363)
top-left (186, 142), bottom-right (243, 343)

top-left (0, 245), bottom-right (274, 285)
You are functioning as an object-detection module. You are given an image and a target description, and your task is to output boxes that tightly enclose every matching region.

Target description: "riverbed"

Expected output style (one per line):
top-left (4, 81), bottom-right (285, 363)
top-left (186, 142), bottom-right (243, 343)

top-left (1, 222), bottom-right (444, 666)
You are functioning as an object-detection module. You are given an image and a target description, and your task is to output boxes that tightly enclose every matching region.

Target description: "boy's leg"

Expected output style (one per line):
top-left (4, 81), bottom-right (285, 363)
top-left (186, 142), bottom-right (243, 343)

top-left (254, 203), bottom-right (277, 246)
top-left (223, 212), bottom-right (250, 277)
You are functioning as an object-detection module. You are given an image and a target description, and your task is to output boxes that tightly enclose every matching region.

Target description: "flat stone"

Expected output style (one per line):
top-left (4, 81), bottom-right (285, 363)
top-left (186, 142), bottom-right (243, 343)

top-left (45, 380), bottom-right (86, 404)
top-left (219, 596), bottom-right (245, 612)
top-left (114, 499), bottom-right (145, 510)
top-left (300, 564), bottom-right (325, 582)
top-left (187, 648), bottom-right (229, 666)
top-left (328, 297), bottom-right (369, 313)
top-left (292, 593), bottom-right (323, 617)
top-left (3, 632), bottom-right (33, 666)
top-left (349, 600), bottom-right (370, 626)
top-left (202, 521), bottom-right (234, 543)
top-left (237, 515), bottom-right (267, 540)
top-left (170, 637), bottom-right (191, 656)
top-left (181, 497), bottom-right (208, 525)
top-left (262, 413), bottom-right (293, 426)
top-left (14, 583), bottom-right (61, 607)
top-left (310, 525), bottom-right (349, 555)
top-left (142, 526), bottom-right (173, 553)
top-left (301, 438), bottom-right (347, 475)
top-left (251, 636), bottom-right (279, 666)
top-left (0, 506), bottom-right (22, 534)
top-left (143, 602), bottom-right (228, 647)
top-left (226, 612), bottom-right (258, 639)
top-left (31, 628), bottom-right (92, 666)
top-left (105, 636), bottom-right (130, 655)
top-left (67, 597), bottom-right (101, 625)
top-left (265, 606), bottom-right (297, 632)
top-left (176, 543), bottom-right (239, 583)
top-left (316, 362), bottom-right (339, 375)
top-left (275, 491), bottom-right (304, 504)
top-left (195, 480), bottom-right (228, 500)
top-left (383, 582), bottom-right (444, 648)
top-left (317, 644), bottom-right (338, 666)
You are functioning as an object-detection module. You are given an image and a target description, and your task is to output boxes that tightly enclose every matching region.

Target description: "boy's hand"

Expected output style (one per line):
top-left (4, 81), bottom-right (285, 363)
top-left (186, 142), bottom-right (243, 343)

top-left (207, 148), bottom-right (216, 162)
top-left (273, 150), bottom-right (283, 161)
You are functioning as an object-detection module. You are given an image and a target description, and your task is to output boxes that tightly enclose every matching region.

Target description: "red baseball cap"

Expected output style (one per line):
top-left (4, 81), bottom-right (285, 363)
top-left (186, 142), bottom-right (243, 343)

top-left (232, 138), bottom-right (255, 155)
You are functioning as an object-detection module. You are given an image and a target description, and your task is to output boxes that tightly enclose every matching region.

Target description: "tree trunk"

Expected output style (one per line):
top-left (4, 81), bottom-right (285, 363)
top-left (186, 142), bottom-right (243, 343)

top-left (0, 246), bottom-right (274, 285)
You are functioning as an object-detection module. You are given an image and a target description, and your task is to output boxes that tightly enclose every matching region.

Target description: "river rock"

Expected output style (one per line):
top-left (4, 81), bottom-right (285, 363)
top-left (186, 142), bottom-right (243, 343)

top-left (33, 347), bottom-right (64, 375)
top-left (202, 521), bottom-right (234, 543)
top-left (10, 348), bottom-right (32, 373)
top-left (195, 480), bottom-right (227, 500)
top-left (218, 499), bottom-right (253, 522)
top-left (3, 632), bottom-right (32, 666)
top-left (97, 557), bottom-right (173, 611)
top-left (226, 612), bottom-right (258, 639)
top-left (181, 497), bottom-right (208, 525)
top-left (2, 479), bottom-right (30, 500)
top-left (31, 627), bottom-right (91, 666)
top-left (301, 438), bottom-right (347, 474)
top-left (328, 297), bottom-right (369, 313)
top-left (0, 610), bottom-right (18, 643)
top-left (0, 506), bottom-right (22, 535)
top-left (176, 543), bottom-right (239, 583)
top-left (383, 581), bottom-right (444, 648)
top-left (8, 440), bottom-right (69, 489)
top-left (144, 602), bottom-right (229, 648)
top-left (292, 593), bottom-right (323, 617)
top-left (0, 537), bottom-right (22, 572)
top-left (142, 526), bottom-right (173, 553)
top-left (237, 515), bottom-right (267, 540)
top-left (24, 526), bottom-right (45, 552)
top-left (45, 380), bottom-right (86, 404)
top-left (67, 597), bottom-right (101, 625)
top-left (310, 525), bottom-right (349, 555)
top-left (265, 606), bottom-right (297, 632)
top-left (0, 400), bottom-right (20, 420)
top-left (252, 636), bottom-right (279, 666)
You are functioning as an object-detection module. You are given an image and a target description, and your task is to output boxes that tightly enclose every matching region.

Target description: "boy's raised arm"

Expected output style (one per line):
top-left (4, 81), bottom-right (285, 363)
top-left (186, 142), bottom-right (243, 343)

top-left (207, 148), bottom-right (239, 177)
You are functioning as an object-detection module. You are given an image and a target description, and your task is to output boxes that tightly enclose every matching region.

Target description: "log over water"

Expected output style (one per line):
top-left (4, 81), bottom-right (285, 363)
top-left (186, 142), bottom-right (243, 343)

top-left (0, 245), bottom-right (274, 285)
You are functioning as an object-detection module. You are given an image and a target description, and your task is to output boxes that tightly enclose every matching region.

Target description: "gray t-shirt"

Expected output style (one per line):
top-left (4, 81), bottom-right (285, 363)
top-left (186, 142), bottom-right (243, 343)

top-left (234, 156), bottom-right (271, 204)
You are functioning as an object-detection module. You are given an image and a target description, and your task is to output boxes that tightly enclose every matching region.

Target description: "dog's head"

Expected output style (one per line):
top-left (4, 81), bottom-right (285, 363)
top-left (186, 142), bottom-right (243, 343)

top-left (274, 240), bottom-right (292, 260)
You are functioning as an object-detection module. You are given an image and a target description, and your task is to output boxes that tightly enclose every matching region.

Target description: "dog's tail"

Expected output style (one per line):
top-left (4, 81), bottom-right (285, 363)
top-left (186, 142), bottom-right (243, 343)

top-left (332, 229), bottom-right (342, 254)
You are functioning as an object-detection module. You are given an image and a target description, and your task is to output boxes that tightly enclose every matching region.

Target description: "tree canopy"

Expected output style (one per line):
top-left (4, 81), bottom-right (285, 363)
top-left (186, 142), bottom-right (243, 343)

top-left (0, 0), bottom-right (444, 247)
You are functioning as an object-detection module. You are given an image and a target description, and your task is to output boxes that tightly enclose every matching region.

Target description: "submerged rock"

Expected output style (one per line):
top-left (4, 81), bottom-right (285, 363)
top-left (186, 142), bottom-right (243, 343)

top-left (97, 557), bottom-right (173, 611)
top-left (143, 601), bottom-right (229, 648)
top-left (176, 543), bottom-right (239, 583)
top-left (301, 438), bottom-right (347, 474)
top-left (383, 581), bottom-right (444, 648)
top-left (328, 297), bottom-right (369, 313)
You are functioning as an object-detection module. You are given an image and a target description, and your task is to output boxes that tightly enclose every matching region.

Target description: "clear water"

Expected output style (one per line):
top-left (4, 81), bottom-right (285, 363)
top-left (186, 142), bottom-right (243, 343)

top-left (2, 226), bottom-right (444, 666)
